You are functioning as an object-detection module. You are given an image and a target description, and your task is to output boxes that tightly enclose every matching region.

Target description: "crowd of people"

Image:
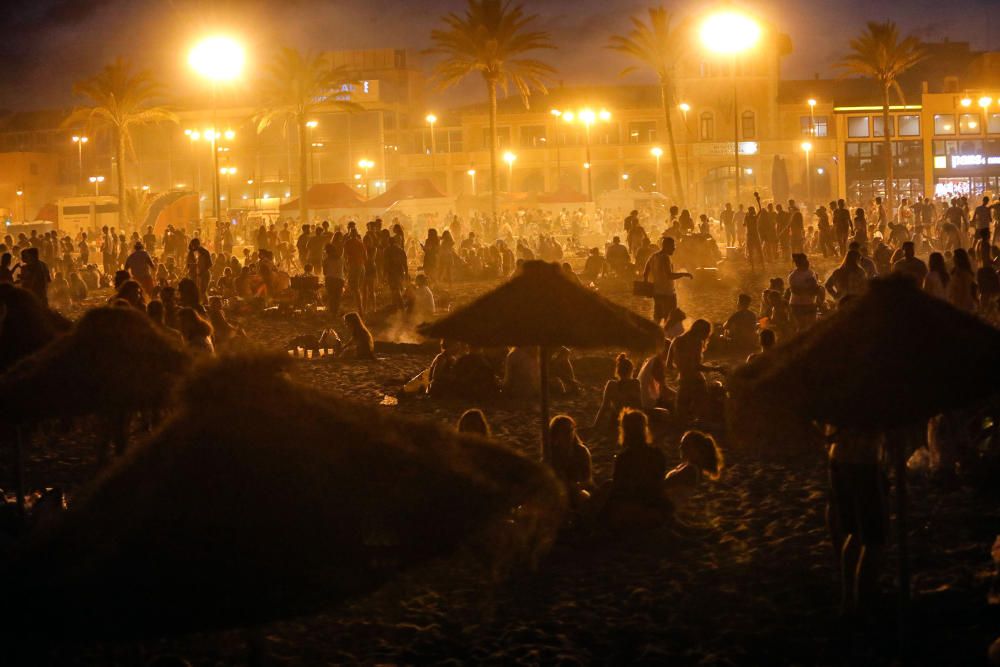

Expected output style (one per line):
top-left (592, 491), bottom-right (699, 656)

top-left (4, 187), bottom-right (1000, 622)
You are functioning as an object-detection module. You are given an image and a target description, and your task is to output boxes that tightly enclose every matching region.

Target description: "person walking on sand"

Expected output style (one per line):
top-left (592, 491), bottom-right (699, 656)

top-left (642, 236), bottom-right (692, 326)
top-left (666, 319), bottom-right (722, 425)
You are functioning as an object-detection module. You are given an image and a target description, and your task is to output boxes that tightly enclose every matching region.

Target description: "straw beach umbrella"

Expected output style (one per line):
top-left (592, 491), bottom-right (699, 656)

top-left (1, 355), bottom-right (563, 642)
top-left (0, 306), bottom-right (189, 510)
top-left (0, 284), bottom-right (70, 372)
top-left (418, 261), bottom-right (662, 457)
top-left (729, 276), bottom-right (1000, 605)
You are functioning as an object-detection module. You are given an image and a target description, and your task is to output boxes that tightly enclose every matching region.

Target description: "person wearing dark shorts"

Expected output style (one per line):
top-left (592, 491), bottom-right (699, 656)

top-left (827, 431), bottom-right (887, 617)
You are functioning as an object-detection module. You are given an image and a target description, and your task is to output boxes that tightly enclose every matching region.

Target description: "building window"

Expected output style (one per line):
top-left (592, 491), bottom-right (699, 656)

top-left (627, 121), bottom-right (657, 144)
top-left (699, 112), bottom-right (714, 141)
top-left (801, 115), bottom-right (829, 137)
top-left (447, 129), bottom-right (463, 153)
top-left (520, 125), bottom-right (547, 148)
top-left (959, 113), bottom-right (982, 135)
top-left (595, 123), bottom-right (620, 145)
top-left (482, 127), bottom-right (511, 149)
top-left (934, 114), bottom-right (956, 135)
top-left (873, 116), bottom-right (894, 137)
top-left (741, 110), bottom-right (756, 139)
top-left (847, 116), bottom-right (870, 138)
top-left (898, 115), bottom-right (920, 137)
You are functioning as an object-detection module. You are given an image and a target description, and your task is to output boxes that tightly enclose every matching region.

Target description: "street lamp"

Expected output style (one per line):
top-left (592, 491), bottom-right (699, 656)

top-left (425, 114), bottom-right (437, 168)
top-left (807, 98), bottom-right (817, 136)
top-left (503, 151), bottom-right (516, 192)
top-left (650, 146), bottom-right (663, 192)
top-left (467, 168), bottom-right (477, 196)
top-left (305, 120), bottom-right (318, 185)
top-left (553, 107), bottom-right (612, 200)
top-left (220, 166), bottom-right (237, 213)
top-left (622, 173), bottom-right (630, 190)
top-left (980, 96), bottom-right (993, 129)
top-left (72, 135), bottom-right (88, 195)
top-left (358, 159), bottom-right (374, 198)
top-left (700, 9), bottom-right (761, 202)
top-left (89, 175), bottom-right (105, 196)
top-left (188, 34), bottom-right (245, 220)
top-left (801, 141), bottom-right (813, 205)
top-left (15, 188), bottom-right (23, 222)
top-left (960, 97), bottom-right (973, 108)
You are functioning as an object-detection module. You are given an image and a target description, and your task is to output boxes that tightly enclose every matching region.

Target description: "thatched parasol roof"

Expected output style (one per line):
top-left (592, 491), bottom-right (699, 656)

top-left (1, 355), bottom-right (564, 640)
top-left (730, 276), bottom-right (1000, 440)
top-left (0, 284), bottom-right (70, 372)
top-left (0, 306), bottom-right (189, 425)
top-left (418, 261), bottom-right (662, 350)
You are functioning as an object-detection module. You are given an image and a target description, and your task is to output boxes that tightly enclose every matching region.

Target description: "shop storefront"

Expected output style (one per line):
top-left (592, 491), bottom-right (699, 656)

top-left (931, 138), bottom-right (1000, 198)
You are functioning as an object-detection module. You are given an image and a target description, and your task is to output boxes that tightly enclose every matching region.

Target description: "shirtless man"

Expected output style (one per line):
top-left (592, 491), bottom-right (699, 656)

top-left (666, 319), bottom-right (722, 424)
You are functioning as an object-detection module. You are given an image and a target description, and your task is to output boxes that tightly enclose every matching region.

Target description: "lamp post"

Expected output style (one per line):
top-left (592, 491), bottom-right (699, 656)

top-left (503, 151), bottom-right (516, 192)
top-left (980, 96), bottom-right (993, 135)
top-left (425, 114), bottom-right (437, 170)
top-left (15, 187), bottom-right (23, 222)
top-left (553, 108), bottom-right (611, 200)
top-left (678, 103), bottom-right (692, 203)
top-left (72, 135), bottom-right (88, 195)
top-left (807, 98), bottom-right (817, 137)
top-left (220, 167), bottom-right (237, 215)
top-left (700, 10), bottom-right (761, 203)
top-left (467, 168), bottom-right (477, 196)
top-left (188, 35), bottom-right (245, 221)
top-left (801, 141), bottom-right (813, 205)
top-left (650, 146), bottom-right (663, 192)
top-left (358, 159), bottom-right (374, 198)
top-left (305, 120), bottom-right (318, 186)
top-left (89, 175), bottom-right (105, 196)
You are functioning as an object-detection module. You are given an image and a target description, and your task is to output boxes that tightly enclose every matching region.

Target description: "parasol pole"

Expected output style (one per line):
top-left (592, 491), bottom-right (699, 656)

top-left (14, 425), bottom-right (26, 520)
top-left (539, 346), bottom-right (550, 463)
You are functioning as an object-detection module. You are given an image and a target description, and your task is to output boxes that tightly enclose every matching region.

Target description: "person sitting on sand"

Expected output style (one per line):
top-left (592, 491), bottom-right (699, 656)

top-left (745, 328), bottom-right (776, 365)
top-left (581, 247), bottom-right (607, 282)
top-left (827, 428), bottom-right (887, 618)
top-left (546, 415), bottom-right (594, 509)
top-left (111, 279), bottom-right (146, 310)
top-left (177, 307), bottom-right (215, 356)
top-left (592, 353), bottom-right (642, 429)
top-left (663, 307), bottom-right (686, 340)
top-left (428, 339), bottom-right (463, 397)
top-left (549, 347), bottom-right (579, 394)
top-left (604, 409), bottom-right (671, 529)
top-left (341, 311), bottom-right (376, 360)
top-left (178, 277), bottom-right (206, 315)
top-left (722, 293), bottom-right (758, 352)
top-left (637, 340), bottom-right (675, 415)
top-left (664, 430), bottom-right (724, 510)
top-left (666, 320), bottom-right (722, 425)
top-left (207, 296), bottom-right (245, 348)
top-left (457, 408), bottom-right (491, 437)
top-left (450, 347), bottom-right (500, 400)
top-left (502, 346), bottom-right (540, 398)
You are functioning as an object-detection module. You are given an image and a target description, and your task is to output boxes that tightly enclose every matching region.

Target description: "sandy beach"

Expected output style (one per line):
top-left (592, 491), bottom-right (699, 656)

top-left (10, 258), bottom-right (1000, 665)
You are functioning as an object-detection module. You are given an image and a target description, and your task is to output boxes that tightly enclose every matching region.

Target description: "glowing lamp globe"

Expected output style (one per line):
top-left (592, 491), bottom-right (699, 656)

top-left (700, 11), bottom-right (761, 54)
top-left (189, 36), bottom-right (245, 82)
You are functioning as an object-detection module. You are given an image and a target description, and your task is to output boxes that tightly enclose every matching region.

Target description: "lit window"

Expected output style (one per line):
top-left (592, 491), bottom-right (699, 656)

top-left (934, 114), bottom-right (956, 135)
top-left (847, 116), bottom-right (869, 138)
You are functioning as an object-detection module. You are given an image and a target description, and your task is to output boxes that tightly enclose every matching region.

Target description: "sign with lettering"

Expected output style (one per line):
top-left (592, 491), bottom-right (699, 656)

top-left (694, 141), bottom-right (759, 157)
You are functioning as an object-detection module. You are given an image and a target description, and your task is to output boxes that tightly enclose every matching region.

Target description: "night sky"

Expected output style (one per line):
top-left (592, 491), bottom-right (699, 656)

top-left (0, 0), bottom-right (997, 111)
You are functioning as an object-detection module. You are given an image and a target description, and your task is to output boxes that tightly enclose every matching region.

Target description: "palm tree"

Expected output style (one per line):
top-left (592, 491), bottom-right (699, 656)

top-left (608, 6), bottom-right (689, 203)
top-left (427, 0), bottom-right (554, 224)
top-left (64, 58), bottom-right (177, 228)
top-left (255, 48), bottom-right (359, 225)
top-left (123, 188), bottom-right (155, 230)
top-left (838, 22), bottom-right (925, 210)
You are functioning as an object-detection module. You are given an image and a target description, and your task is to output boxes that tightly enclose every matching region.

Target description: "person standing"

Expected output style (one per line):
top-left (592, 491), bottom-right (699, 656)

top-left (642, 236), bottom-right (692, 326)
top-left (18, 247), bottom-right (51, 307)
top-left (973, 196), bottom-right (993, 267)
top-left (833, 199), bottom-right (853, 257)
top-left (744, 207), bottom-right (764, 271)
top-left (721, 203), bottom-right (736, 248)
top-left (186, 238), bottom-right (213, 296)
top-left (125, 241), bottom-right (155, 295)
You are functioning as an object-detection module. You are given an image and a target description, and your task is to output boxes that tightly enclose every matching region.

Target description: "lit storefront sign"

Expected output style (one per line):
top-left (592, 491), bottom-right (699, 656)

top-left (946, 154), bottom-right (1000, 168)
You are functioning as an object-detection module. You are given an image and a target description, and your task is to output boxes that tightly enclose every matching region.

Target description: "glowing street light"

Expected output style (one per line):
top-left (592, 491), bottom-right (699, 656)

top-left (15, 187), bottom-right (23, 221)
top-left (651, 146), bottom-right (663, 191)
top-left (503, 151), bottom-right (517, 192)
top-left (678, 102), bottom-right (691, 118)
top-left (961, 97), bottom-right (973, 108)
top-left (188, 36), bottom-right (245, 82)
top-left (467, 168), bottom-right (477, 196)
top-left (807, 98), bottom-right (817, 137)
top-left (700, 9), bottom-right (761, 202)
top-left (220, 166), bottom-right (237, 210)
top-left (89, 175), bottom-right (105, 196)
top-left (189, 35), bottom-right (245, 220)
top-left (72, 135), bottom-right (89, 194)
top-left (426, 113), bottom-right (438, 168)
